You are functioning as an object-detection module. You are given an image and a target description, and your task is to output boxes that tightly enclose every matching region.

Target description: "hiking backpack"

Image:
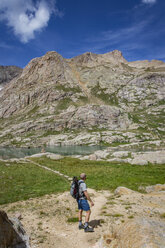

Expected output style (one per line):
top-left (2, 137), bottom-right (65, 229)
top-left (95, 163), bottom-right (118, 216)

top-left (70, 176), bottom-right (82, 200)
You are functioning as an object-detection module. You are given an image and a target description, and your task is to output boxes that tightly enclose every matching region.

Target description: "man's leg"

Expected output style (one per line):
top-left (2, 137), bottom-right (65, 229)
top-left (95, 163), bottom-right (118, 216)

top-left (85, 210), bottom-right (91, 223)
top-left (78, 209), bottom-right (85, 229)
top-left (84, 209), bottom-right (94, 232)
top-left (78, 209), bottom-right (83, 222)
top-left (84, 209), bottom-right (91, 228)
top-left (79, 199), bottom-right (93, 232)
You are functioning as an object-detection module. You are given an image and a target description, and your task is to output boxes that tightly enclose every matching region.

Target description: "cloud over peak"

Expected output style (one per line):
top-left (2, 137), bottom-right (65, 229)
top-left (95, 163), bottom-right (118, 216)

top-left (0, 0), bottom-right (59, 43)
top-left (142, 0), bottom-right (157, 4)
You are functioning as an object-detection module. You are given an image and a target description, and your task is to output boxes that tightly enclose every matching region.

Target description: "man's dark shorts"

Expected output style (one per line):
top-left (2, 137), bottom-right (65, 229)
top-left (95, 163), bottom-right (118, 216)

top-left (77, 199), bottom-right (90, 211)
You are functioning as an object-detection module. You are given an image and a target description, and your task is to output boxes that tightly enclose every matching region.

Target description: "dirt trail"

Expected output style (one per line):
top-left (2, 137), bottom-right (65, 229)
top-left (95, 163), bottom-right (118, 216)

top-left (25, 158), bottom-right (72, 181)
top-left (53, 189), bottom-right (110, 248)
top-left (3, 159), bottom-right (111, 247)
top-left (2, 189), bottom-right (111, 248)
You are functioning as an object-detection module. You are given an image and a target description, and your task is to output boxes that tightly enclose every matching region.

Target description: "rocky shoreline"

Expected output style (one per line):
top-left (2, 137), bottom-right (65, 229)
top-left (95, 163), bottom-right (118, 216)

top-left (1, 145), bottom-right (165, 165)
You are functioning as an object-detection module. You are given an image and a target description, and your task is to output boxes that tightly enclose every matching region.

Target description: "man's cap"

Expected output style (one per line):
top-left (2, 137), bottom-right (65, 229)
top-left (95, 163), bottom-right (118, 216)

top-left (80, 173), bottom-right (86, 179)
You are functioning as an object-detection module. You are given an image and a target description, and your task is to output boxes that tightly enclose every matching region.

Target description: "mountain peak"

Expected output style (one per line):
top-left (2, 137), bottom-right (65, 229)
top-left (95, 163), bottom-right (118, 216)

top-left (70, 50), bottom-right (127, 66)
top-left (103, 50), bottom-right (127, 63)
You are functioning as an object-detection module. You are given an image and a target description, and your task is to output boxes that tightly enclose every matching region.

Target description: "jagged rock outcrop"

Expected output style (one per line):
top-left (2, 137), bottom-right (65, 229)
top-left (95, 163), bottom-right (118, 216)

top-left (0, 50), bottom-right (164, 147)
top-left (0, 65), bottom-right (22, 90)
top-left (0, 210), bottom-right (30, 248)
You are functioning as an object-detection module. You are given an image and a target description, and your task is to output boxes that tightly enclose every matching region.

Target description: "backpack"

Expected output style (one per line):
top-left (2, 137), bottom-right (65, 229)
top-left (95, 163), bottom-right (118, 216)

top-left (70, 176), bottom-right (82, 200)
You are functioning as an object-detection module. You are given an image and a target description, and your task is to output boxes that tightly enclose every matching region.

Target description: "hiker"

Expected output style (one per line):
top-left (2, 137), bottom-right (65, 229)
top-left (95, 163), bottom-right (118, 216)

top-left (78, 173), bottom-right (94, 232)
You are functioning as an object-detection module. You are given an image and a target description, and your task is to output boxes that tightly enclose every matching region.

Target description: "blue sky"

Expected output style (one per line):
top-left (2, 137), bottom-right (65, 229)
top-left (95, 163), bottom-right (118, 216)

top-left (0, 0), bottom-right (165, 68)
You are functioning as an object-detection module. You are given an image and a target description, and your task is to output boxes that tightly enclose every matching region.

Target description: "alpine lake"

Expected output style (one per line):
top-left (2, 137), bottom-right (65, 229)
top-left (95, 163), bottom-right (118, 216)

top-left (0, 145), bottom-right (105, 160)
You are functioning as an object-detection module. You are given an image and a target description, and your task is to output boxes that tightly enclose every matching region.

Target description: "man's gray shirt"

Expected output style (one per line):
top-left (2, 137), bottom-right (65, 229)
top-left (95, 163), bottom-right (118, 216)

top-left (78, 180), bottom-right (87, 200)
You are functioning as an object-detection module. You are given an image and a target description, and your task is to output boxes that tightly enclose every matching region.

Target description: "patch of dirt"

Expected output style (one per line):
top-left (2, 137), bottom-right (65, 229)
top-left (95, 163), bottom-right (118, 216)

top-left (1, 189), bottom-right (165, 248)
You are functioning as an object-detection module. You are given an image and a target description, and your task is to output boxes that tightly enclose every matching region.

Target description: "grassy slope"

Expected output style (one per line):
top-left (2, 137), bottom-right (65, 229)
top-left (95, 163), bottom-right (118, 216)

top-left (0, 161), bottom-right (69, 205)
top-left (1, 157), bottom-right (165, 205)
top-left (30, 157), bottom-right (165, 191)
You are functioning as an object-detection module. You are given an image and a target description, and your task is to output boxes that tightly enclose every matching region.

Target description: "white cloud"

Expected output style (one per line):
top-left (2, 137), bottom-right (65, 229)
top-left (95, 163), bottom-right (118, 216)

top-left (142, 0), bottom-right (157, 4)
top-left (0, 0), bottom-right (59, 43)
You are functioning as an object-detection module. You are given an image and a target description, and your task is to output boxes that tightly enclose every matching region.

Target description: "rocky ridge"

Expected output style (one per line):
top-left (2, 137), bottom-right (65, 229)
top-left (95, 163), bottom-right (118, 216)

top-left (0, 50), bottom-right (164, 148)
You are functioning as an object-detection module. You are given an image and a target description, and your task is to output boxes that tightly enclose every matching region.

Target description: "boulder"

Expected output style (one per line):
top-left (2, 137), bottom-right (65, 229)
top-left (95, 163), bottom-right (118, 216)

top-left (0, 210), bottom-right (30, 248)
top-left (94, 217), bottom-right (165, 248)
top-left (94, 150), bottom-right (109, 159)
top-left (130, 158), bottom-right (148, 165)
top-left (112, 151), bottom-right (129, 158)
top-left (46, 153), bottom-right (63, 160)
top-left (116, 217), bottom-right (165, 248)
top-left (107, 158), bottom-right (127, 163)
top-left (89, 154), bottom-right (97, 160)
top-left (145, 184), bottom-right (165, 193)
top-left (114, 186), bottom-right (134, 196)
top-left (131, 151), bottom-right (165, 164)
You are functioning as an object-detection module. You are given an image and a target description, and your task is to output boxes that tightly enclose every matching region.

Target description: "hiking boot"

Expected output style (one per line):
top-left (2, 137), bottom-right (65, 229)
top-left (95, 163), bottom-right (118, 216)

top-left (79, 224), bottom-right (85, 230)
top-left (84, 226), bottom-right (94, 232)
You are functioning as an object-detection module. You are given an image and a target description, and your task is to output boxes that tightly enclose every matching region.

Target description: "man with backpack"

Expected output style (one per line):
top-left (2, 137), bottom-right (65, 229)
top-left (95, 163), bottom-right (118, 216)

top-left (77, 173), bottom-right (94, 232)
top-left (70, 173), bottom-right (94, 232)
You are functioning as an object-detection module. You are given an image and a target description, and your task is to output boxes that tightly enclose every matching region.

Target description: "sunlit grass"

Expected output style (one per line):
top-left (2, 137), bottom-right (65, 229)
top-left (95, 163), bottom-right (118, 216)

top-left (0, 161), bottom-right (69, 205)
top-left (1, 156), bottom-right (165, 205)
top-left (30, 156), bottom-right (165, 192)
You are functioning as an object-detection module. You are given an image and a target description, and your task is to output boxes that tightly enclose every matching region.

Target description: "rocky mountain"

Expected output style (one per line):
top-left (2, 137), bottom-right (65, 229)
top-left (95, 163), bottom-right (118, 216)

top-left (0, 50), bottom-right (164, 147)
top-left (0, 65), bottom-right (22, 90)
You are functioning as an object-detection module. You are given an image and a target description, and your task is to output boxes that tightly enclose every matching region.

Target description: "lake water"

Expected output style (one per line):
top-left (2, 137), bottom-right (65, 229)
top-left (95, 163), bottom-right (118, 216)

top-left (0, 145), bottom-right (105, 160)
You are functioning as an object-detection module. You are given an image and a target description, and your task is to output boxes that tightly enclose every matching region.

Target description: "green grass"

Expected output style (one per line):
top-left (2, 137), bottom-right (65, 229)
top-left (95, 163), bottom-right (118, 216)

top-left (1, 157), bottom-right (165, 205)
top-left (106, 201), bottom-right (116, 205)
top-left (67, 217), bottom-right (79, 223)
top-left (54, 84), bottom-right (81, 93)
top-left (40, 130), bottom-right (61, 137)
top-left (160, 213), bottom-right (165, 218)
top-left (30, 157), bottom-right (165, 192)
top-left (0, 161), bottom-right (69, 205)
top-left (128, 215), bottom-right (134, 219)
top-left (104, 213), bottom-right (123, 217)
top-left (91, 83), bottom-right (118, 105)
top-left (55, 98), bottom-right (73, 112)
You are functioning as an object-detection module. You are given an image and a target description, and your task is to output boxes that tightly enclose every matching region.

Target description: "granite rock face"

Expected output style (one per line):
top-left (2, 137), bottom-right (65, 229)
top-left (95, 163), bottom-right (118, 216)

top-left (0, 65), bottom-right (22, 90)
top-left (0, 210), bottom-right (30, 248)
top-left (96, 218), bottom-right (165, 248)
top-left (114, 218), bottom-right (165, 248)
top-left (0, 50), bottom-right (164, 147)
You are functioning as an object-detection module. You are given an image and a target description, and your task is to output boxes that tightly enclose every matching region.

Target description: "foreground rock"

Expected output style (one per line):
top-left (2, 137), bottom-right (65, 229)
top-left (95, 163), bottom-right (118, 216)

top-left (117, 217), bottom-right (165, 248)
top-left (0, 210), bottom-right (30, 248)
top-left (98, 217), bottom-right (165, 248)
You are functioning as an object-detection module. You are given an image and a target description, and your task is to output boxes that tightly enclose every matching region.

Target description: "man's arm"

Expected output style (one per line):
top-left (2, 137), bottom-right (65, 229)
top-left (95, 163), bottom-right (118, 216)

top-left (84, 190), bottom-right (94, 206)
